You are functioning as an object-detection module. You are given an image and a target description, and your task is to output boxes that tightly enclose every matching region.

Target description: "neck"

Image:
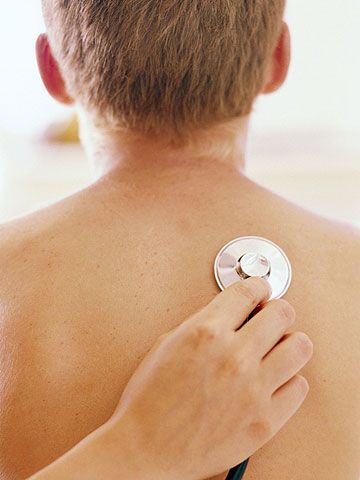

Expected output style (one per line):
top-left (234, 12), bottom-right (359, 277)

top-left (78, 112), bottom-right (250, 180)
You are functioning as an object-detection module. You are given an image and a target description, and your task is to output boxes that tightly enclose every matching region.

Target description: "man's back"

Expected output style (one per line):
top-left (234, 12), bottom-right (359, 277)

top-left (0, 162), bottom-right (359, 479)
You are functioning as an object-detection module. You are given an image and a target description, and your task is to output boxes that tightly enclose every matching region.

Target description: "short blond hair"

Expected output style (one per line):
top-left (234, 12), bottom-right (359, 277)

top-left (43, 1), bottom-right (285, 144)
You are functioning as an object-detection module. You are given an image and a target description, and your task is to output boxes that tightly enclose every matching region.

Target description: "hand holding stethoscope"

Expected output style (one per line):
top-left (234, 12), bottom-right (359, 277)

top-left (29, 238), bottom-right (312, 480)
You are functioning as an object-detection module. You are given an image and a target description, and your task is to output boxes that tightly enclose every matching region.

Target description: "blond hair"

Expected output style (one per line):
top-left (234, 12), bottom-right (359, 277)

top-left (43, 1), bottom-right (285, 145)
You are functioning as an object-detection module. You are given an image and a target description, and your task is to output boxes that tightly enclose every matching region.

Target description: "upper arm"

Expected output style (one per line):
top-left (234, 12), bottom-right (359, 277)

top-left (0, 311), bottom-right (25, 479)
top-left (0, 235), bottom-right (40, 479)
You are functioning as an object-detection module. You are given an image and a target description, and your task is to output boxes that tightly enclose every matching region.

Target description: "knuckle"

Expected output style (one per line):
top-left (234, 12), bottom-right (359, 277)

top-left (231, 280), bottom-right (259, 308)
top-left (189, 323), bottom-right (219, 347)
top-left (276, 299), bottom-right (296, 324)
top-left (218, 352), bottom-right (251, 377)
top-left (247, 415), bottom-right (273, 442)
top-left (218, 354), bottom-right (240, 376)
top-left (293, 332), bottom-right (314, 358)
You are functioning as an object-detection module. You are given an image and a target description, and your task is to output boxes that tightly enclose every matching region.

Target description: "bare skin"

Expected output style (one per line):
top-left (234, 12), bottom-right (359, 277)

top-left (0, 156), bottom-right (359, 480)
top-left (1, 14), bottom-right (359, 479)
top-left (28, 278), bottom-right (312, 480)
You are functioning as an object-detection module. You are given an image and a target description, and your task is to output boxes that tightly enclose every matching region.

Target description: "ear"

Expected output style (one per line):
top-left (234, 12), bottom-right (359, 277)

top-left (262, 22), bottom-right (291, 95)
top-left (36, 33), bottom-right (74, 105)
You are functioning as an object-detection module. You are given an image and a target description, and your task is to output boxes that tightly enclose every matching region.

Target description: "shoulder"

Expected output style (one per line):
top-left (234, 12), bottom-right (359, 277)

top-left (316, 217), bottom-right (359, 290)
top-left (0, 220), bottom-right (38, 477)
top-left (0, 214), bottom-right (68, 477)
top-left (0, 216), bottom-right (46, 289)
top-left (295, 210), bottom-right (359, 302)
top-left (267, 194), bottom-right (360, 327)
top-left (0, 183), bottom-right (92, 282)
top-left (275, 193), bottom-right (360, 281)
top-left (0, 215), bottom-right (49, 343)
top-left (0, 209), bottom-right (67, 347)
top-left (322, 219), bottom-right (360, 323)
top-left (287, 211), bottom-right (360, 342)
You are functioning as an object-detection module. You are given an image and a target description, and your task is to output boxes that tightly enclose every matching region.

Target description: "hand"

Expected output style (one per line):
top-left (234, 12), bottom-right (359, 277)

top-left (107, 277), bottom-right (313, 480)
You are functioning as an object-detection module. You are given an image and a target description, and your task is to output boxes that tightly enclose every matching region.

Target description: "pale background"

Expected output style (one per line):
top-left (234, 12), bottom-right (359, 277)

top-left (0, 0), bottom-right (359, 225)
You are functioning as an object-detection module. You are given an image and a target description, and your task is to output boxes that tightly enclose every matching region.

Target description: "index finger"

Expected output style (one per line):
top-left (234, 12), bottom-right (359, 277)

top-left (237, 299), bottom-right (296, 358)
top-left (198, 277), bottom-right (272, 331)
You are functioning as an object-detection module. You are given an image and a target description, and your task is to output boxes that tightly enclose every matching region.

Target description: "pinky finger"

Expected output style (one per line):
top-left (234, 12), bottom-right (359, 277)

top-left (271, 375), bottom-right (310, 429)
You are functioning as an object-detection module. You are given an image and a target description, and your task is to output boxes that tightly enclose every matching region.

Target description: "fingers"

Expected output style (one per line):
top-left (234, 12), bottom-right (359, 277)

top-left (196, 278), bottom-right (272, 331)
top-left (271, 374), bottom-right (310, 430)
top-left (237, 299), bottom-right (296, 358)
top-left (262, 332), bottom-right (314, 392)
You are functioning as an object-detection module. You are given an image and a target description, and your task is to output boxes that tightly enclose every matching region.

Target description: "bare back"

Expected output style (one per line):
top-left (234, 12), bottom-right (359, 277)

top-left (1, 162), bottom-right (359, 479)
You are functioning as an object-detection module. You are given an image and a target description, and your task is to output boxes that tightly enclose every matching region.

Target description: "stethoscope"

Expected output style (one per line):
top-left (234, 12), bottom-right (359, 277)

top-left (213, 236), bottom-right (292, 480)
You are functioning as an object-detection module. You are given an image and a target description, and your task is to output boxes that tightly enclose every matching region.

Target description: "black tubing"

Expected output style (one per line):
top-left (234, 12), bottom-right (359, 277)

top-left (225, 458), bottom-right (250, 480)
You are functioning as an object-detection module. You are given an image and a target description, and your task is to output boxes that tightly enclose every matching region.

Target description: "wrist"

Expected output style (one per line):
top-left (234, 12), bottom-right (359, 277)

top-left (28, 418), bottom-right (163, 480)
top-left (95, 416), bottom-right (161, 480)
top-left (104, 411), bottom-right (191, 480)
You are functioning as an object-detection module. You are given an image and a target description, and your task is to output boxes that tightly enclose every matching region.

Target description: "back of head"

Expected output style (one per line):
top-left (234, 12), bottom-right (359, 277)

top-left (42, 0), bottom-right (285, 145)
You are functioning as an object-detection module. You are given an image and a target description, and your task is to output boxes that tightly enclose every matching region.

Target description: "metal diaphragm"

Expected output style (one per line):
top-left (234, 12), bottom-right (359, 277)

top-left (214, 236), bottom-right (292, 300)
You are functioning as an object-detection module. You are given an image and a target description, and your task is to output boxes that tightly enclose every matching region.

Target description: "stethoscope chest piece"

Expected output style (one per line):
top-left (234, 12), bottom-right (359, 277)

top-left (214, 236), bottom-right (292, 300)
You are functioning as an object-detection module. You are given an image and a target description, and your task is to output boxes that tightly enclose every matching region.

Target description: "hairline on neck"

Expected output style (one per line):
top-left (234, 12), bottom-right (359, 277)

top-left (77, 107), bottom-right (250, 178)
